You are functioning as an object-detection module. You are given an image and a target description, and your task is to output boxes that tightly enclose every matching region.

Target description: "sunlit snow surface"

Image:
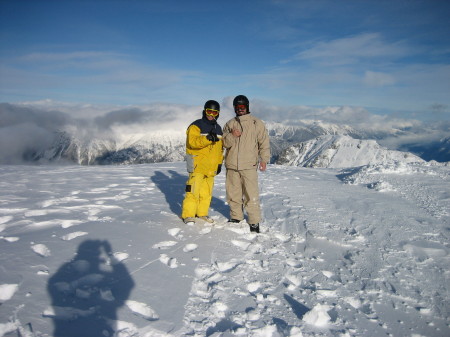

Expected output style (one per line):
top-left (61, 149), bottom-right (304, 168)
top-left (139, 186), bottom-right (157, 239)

top-left (0, 162), bottom-right (449, 336)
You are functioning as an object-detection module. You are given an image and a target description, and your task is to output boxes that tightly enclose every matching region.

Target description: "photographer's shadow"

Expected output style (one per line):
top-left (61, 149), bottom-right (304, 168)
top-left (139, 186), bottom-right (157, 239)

top-left (47, 240), bottom-right (134, 337)
top-left (151, 169), bottom-right (228, 218)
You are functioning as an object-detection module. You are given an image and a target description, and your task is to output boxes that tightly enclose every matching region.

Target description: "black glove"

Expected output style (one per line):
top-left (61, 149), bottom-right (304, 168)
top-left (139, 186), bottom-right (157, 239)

top-left (206, 131), bottom-right (219, 142)
top-left (217, 164), bottom-right (222, 175)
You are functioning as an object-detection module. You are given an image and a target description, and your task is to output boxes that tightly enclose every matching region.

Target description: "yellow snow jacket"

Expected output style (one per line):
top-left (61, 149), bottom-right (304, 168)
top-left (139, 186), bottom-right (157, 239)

top-left (185, 118), bottom-right (223, 177)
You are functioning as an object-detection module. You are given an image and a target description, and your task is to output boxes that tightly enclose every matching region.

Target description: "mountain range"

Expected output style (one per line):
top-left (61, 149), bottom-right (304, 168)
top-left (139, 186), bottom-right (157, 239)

top-left (1, 102), bottom-right (449, 166)
top-left (29, 123), bottom-right (449, 168)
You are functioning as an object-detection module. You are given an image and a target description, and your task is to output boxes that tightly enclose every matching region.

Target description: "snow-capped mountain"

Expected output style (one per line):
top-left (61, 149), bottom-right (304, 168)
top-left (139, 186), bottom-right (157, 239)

top-left (31, 131), bottom-right (186, 165)
top-left (24, 121), bottom-right (363, 165)
top-left (21, 123), bottom-right (438, 167)
top-left (276, 135), bottom-right (425, 168)
top-left (31, 121), bottom-right (398, 165)
top-left (1, 102), bottom-right (449, 165)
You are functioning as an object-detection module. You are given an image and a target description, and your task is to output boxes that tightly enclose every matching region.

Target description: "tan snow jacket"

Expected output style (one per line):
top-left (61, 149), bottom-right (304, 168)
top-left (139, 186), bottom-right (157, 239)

top-left (222, 114), bottom-right (270, 170)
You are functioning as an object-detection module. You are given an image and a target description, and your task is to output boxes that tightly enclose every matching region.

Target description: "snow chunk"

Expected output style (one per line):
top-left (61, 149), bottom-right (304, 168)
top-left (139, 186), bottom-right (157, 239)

top-left (0, 322), bottom-right (18, 336)
top-left (216, 259), bottom-right (240, 273)
top-left (0, 216), bottom-right (13, 225)
top-left (159, 254), bottom-right (178, 268)
top-left (247, 281), bottom-right (262, 294)
top-left (183, 243), bottom-right (198, 252)
top-left (112, 252), bottom-right (129, 264)
top-left (286, 274), bottom-right (302, 287)
top-left (0, 284), bottom-right (19, 302)
top-left (2, 236), bottom-right (19, 242)
top-left (126, 300), bottom-right (159, 320)
top-left (303, 303), bottom-right (332, 327)
top-left (42, 306), bottom-right (96, 320)
top-left (231, 239), bottom-right (251, 251)
top-left (152, 240), bottom-right (178, 249)
top-left (61, 219), bottom-right (84, 228)
top-left (61, 231), bottom-right (88, 241)
top-left (31, 243), bottom-right (51, 257)
top-left (168, 228), bottom-right (181, 237)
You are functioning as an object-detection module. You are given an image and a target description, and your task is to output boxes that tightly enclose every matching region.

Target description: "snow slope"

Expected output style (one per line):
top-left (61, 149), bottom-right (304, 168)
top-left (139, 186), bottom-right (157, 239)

top-left (0, 162), bottom-right (449, 336)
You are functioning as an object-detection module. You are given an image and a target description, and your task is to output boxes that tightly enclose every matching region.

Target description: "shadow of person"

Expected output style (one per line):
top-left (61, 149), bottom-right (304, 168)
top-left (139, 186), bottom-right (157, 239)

top-left (150, 170), bottom-right (186, 216)
top-left (150, 169), bottom-right (228, 218)
top-left (47, 240), bottom-right (135, 337)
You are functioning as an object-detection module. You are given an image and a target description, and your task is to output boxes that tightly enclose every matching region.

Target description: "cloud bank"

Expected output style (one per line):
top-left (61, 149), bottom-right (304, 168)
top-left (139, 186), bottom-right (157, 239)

top-left (0, 100), bottom-right (448, 164)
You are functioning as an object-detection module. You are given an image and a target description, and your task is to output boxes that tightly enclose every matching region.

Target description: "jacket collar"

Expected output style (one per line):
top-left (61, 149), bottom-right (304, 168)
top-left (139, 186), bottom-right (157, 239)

top-left (236, 114), bottom-right (253, 122)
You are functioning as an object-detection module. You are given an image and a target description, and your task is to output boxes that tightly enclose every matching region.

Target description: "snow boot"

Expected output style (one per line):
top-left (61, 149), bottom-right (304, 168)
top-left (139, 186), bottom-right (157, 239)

top-left (183, 217), bottom-right (196, 225)
top-left (249, 223), bottom-right (260, 233)
top-left (197, 216), bottom-right (214, 223)
top-left (228, 219), bottom-right (242, 223)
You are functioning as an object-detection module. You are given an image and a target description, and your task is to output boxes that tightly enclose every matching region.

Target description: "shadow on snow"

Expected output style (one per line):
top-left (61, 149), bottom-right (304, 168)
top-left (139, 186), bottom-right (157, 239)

top-left (47, 240), bottom-right (134, 337)
top-left (150, 170), bottom-right (228, 218)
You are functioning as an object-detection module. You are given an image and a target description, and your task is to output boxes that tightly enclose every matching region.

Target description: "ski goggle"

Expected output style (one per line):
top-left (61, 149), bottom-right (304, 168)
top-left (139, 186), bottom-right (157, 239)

top-left (205, 108), bottom-right (219, 117)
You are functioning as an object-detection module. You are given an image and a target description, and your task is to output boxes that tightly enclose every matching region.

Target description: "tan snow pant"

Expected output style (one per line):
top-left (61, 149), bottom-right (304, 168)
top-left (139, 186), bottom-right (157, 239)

top-left (226, 168), bottom-right (261, 224)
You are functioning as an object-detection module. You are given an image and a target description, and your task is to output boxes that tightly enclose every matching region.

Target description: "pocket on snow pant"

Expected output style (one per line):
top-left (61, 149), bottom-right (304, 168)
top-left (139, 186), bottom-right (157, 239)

top-left (186, 154), bottom-right (196, 173)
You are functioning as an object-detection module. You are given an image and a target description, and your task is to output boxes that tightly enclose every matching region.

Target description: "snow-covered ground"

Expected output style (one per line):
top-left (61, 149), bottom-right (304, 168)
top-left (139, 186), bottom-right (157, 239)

top-left (0, 162), bottom-right (448, 337)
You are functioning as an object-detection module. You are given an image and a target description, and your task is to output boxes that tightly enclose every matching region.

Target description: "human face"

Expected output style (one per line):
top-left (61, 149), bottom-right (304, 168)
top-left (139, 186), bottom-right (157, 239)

top-left (235, 104), bottom-right (247, 115)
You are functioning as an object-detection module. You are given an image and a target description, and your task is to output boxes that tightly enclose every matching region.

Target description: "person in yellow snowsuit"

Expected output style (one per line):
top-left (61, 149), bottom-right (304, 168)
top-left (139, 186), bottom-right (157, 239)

top-left (181, 100), bottom-right (223, 224)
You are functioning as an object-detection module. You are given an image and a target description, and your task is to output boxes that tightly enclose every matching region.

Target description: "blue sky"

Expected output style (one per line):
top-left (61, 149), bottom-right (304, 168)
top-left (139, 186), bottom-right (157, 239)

top-left (1, 0), bottom-right (449, 121)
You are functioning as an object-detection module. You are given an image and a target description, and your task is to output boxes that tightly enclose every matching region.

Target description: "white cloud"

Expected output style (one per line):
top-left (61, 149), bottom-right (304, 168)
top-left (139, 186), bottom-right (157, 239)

top-left (363, 71), bottom-right (396, 87)
top-left (1, 51), bottom-right (197, 104)
top-left (293, 33), bottom-right (409, 66)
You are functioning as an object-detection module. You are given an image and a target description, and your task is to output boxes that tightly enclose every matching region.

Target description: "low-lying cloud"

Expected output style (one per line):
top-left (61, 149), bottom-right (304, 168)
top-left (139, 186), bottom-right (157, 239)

top-left (0, 100), bottom-right (448, 164)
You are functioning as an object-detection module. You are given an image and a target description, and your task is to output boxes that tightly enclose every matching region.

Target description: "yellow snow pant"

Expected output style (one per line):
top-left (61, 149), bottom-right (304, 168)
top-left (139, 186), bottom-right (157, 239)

top-left (181, 173), bottom-right (215, 219)
top-left (226, 168), bottom-right (261, 224)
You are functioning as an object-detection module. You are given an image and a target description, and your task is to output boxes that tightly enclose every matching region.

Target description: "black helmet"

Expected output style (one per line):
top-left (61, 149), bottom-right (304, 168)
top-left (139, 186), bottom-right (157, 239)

top-left (233, 95), bottom-right (249, 114)
top-left (204, 100), bottom-right (220, 111)
top-left (203, 100), bottom-right (220, 120)
top-left (233, 95), bottom-right (249, 107)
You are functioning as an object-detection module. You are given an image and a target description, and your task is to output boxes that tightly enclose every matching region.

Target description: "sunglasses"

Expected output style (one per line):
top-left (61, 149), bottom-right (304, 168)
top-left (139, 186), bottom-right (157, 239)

top-left (205, 108), bottom-right (219, 117)
top-left (235, 104), bottom-right (247, 110)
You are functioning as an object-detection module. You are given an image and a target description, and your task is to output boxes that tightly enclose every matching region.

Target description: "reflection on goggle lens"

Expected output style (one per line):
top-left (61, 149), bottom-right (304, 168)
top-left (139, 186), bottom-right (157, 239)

top-left (205, 108), bottom-right (219, 116)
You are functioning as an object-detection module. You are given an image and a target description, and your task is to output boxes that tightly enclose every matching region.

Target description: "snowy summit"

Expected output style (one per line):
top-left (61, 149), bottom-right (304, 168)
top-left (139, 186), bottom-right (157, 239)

top-left (0, 159), bottom-right (449, 336)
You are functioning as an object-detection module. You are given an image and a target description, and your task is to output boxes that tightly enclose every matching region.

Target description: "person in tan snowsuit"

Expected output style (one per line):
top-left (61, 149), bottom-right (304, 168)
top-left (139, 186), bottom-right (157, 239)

top-left (222, 95), bottom-right (270, 233)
